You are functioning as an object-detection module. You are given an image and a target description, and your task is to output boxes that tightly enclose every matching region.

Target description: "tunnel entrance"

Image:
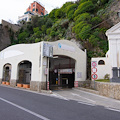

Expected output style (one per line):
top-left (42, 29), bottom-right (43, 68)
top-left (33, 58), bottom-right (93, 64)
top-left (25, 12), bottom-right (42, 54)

top-left (49, 56), bottom-right (75, 90)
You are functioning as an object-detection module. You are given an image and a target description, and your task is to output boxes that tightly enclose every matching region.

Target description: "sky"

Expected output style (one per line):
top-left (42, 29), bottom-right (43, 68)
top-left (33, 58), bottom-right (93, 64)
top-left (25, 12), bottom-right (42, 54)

top-left (0, 0), bottom-right (77, 24)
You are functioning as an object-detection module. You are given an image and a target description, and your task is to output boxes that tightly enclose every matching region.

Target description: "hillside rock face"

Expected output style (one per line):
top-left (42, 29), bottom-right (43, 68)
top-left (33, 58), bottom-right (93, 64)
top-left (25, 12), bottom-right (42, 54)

top-left (108, 0), bottom-right (120, 25)
top-left (0, 24), bottom-right (11, 51)
top-left (0, 20), bottom-right (20, 51)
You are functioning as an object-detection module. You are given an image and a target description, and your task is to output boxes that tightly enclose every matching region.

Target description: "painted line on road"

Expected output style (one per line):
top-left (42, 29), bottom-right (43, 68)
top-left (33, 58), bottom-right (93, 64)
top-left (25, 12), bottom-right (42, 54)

top-left (105, 107), bottom-right (120, 113)
top-left (0, 97), bottom-right (50, 120)
top-left (78, 101), bottom-right (96, 106)
top-left (53, 93), bottom-right (69, 101)
top-left (71, 93), bottom-right (96, 103)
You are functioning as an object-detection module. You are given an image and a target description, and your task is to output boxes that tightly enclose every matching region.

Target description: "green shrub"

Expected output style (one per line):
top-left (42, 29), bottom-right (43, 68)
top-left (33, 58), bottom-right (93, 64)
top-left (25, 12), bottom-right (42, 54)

top-left (89, 35), bottom-right (99, 46)
top-left (104, 74), bottom-right (110, 80)
top-left (67, 4), bottom-right (78, 14)
top-left (75, 13), bottom-right (91, 24)
top-left (74, 1), bottom-right (94, 17)
top-left (67, 10), bottom-right (75, 20)
top-left (78, 24), bottom-right (92, 40)
top-left (91, 17), bottom-right (102, 25)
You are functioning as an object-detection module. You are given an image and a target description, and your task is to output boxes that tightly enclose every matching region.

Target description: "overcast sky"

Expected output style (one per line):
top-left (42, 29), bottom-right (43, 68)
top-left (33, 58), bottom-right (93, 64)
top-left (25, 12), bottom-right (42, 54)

top-left (0, 0), bottom-right (77, 24)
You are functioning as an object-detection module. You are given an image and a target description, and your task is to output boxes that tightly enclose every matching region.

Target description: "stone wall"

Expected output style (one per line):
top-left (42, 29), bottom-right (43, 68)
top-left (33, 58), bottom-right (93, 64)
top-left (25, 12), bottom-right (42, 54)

top-left (78, 80), bottom-right (91, 88)
top-left (30, 81), bottom-right (41, 92)
top-left (10, 80), bottom-right (17, 87)
top-left (91, 81), bottom-right (120, 100)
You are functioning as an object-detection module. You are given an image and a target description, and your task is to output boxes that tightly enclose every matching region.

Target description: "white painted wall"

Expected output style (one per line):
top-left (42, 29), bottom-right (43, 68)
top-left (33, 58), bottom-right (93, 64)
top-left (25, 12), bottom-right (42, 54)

top-left (0, 40), bottom-right (87, 83)
top-left (0, 43), bottom-right (41, 81)
top-left (91, 57), bottom-right (111, 80)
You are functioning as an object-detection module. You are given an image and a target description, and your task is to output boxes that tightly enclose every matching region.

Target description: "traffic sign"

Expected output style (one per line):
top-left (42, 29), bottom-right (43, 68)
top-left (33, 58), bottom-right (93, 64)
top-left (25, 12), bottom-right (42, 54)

top-left (91, 74), bottom-right (98, 80)
top-left (92, 68), bottom-right (97, 73)
top-left (91, 61), bottom-right (97, 67)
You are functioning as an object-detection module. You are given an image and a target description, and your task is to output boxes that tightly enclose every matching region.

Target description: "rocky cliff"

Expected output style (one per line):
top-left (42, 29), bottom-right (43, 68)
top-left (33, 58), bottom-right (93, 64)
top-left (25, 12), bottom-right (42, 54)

top-left (0, 20), bottom-right (20, 51)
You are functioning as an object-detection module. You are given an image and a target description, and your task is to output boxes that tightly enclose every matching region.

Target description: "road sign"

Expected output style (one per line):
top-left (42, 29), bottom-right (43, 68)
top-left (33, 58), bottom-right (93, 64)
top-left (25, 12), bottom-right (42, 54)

top-left (92, 68), bottom-right (97, 73)
top-left (91, 74), bottom-right (98, 80)
top-left (91, 61), bottom-right (97, 67)
top-left (43, 43), bottom-right (53, 58)
top-left (45, 68), bottom-right (48, 75)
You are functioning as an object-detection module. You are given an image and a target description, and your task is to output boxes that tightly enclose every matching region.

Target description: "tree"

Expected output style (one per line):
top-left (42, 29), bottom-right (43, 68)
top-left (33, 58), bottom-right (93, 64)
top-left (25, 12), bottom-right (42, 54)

top-left (18, 31), bottom-right (29, 43)
top-left (55, 9), bottom-right (65, 18)
top-left (49, 9), bottom-right (58, 19)
top-left (46, 18), bottom-right (53, 28)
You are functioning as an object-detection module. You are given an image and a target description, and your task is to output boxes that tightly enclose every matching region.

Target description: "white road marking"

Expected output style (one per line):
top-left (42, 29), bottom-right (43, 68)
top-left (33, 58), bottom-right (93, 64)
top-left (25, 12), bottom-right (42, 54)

top-left (78, 101), bottom-right (96, 106)
top-left (0, 97), bottom-right (50, 120)
top-left (71, 93), bottom-right (96, 103)
top-left (52, 93), bottom-right (69, 101)
top-left (105, 107), bottom-right (120, 113)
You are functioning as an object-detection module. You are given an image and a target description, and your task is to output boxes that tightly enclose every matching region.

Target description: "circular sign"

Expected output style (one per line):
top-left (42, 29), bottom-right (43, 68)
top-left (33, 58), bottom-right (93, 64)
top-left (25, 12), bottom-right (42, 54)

top-left (92, 68), bottom-right (97, 73)
top-left (54, 69), bottom-right (57, 73)
top-left (91, 74), bottom-right (98, 80)
top-left (92, 62), bottom-right (97, 67)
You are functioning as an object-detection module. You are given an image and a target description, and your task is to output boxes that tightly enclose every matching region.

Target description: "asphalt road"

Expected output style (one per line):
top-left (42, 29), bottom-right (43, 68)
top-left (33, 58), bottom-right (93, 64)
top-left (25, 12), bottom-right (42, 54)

top-left (0, 85), bottom-right (120, 120)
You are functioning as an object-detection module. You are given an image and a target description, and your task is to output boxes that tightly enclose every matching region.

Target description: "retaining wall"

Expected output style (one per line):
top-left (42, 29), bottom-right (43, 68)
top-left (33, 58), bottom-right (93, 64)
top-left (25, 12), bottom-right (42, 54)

top-left (91, 81), bottom-right (120, 100)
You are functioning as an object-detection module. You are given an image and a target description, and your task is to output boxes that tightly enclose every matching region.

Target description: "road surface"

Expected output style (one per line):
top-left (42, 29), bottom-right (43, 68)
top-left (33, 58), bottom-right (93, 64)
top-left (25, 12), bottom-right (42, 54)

top-left (0, 85), bottom-right (120, 120)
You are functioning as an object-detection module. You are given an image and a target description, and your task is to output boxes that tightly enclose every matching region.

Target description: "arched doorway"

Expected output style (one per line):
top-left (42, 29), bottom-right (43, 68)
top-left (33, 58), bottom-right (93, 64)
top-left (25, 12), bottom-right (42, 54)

top-left (3, 64), bottom-right (12, 82)
top-left (49, 55), bottom-right (75, 90)
top-left (18, 61), bottom-right (32, 85)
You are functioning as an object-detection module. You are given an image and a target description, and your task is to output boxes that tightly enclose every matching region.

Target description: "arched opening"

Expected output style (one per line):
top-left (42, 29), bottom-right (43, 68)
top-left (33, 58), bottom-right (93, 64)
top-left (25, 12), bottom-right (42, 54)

top-left (3, 64), bottom-right (12, 82)
top-left (18, 61), bottom-right (32, 85)
top-left (49, 55), bottom-right (75, 90)
top-left (98, 60), bottom-right (105, 65)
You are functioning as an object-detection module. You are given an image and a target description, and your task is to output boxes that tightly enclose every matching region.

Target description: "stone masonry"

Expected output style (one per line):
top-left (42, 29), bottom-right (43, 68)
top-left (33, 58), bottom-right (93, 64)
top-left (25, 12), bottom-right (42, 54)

top-left (91, 81), bottom-right (120, 100)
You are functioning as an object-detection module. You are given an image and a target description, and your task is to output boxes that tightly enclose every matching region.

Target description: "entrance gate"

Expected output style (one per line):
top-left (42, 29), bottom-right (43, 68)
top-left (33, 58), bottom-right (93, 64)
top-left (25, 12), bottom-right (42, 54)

top-left (49, 56), bottom-right (75, 90)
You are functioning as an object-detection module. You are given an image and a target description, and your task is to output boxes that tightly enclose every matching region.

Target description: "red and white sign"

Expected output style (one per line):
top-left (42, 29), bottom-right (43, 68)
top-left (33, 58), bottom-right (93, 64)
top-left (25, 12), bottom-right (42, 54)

top-left (91, 61), bottom-right (97, 67)
top-left (47, 81), bottom-right (49, 90)
top-left (74, 81), bottom-right (78, 88)
top-left (92, 68), bottom-right (97, 73)
top-left (54, 69), bottom-right (57, 73)
top-left (91, 74), bottom-right (98, 80)
top-left (45, 68), bottom-right (48, 75)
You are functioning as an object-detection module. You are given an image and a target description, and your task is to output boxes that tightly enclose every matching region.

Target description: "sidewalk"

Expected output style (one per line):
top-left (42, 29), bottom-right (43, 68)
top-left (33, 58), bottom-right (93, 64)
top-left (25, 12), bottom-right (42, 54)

top-left (53, 87), bottom-right (120, 110)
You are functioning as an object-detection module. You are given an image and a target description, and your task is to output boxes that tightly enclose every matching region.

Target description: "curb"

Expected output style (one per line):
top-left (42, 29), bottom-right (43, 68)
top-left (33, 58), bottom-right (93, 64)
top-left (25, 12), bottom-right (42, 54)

top-left (75, 87), bottom-right (99, 95)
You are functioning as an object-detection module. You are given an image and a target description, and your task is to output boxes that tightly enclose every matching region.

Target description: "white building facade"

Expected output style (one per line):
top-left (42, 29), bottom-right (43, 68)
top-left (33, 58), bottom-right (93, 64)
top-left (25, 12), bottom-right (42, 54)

top-left (0, 40), bottom-right (87, 91)
top-left (91, 22), bottom-right (120, 82)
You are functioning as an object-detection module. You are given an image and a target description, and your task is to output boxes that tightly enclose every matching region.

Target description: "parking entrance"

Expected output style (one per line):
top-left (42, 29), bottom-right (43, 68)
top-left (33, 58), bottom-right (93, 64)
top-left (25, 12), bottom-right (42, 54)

top-left (49, 56), bottom-right (75, 90)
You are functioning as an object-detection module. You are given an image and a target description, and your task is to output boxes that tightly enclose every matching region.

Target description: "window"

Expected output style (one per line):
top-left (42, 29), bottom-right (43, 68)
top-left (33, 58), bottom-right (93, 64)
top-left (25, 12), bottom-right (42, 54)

top-left (32, 8), bottom-right (35, 12)
top-left (42, 8), bottom-right (43, 11)
top-left (98, 60), bottom-right (105, 65)
top-left (33, 4), bottom-right (35, 7)
top-left (36, 9), bottom-right (38, 12)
